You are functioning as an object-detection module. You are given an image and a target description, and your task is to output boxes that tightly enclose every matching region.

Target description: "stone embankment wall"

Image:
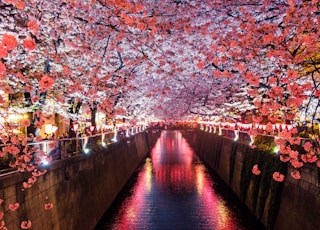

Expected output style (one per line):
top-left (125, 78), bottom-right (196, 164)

top-left (0, 130), bottom-right (160, 230)
top-left (183, 130), bottom-right (320, 230)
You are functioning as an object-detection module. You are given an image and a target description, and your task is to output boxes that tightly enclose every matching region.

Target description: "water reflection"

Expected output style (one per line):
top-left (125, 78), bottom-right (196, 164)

top-left (97, 130), bottom-right (259, 230)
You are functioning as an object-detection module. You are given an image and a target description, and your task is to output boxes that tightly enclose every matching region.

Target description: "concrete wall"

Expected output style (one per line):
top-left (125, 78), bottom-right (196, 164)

top-left (183, 130), bottom-right (320, 230)
top-left (0, 130), bottom-right (160, 230)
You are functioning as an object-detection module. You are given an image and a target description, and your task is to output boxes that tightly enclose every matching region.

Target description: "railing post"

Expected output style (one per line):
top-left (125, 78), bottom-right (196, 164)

top-left (76, 133), bottom-right (79, 154)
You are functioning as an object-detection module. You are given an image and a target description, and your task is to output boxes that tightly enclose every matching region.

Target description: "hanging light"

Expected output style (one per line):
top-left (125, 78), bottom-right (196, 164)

top-left (234, 130), bottom-right (239, 141)
top-left (249, 135), bottom-right (255, 146)
top-left (218, 127), bottom-right (222, 135)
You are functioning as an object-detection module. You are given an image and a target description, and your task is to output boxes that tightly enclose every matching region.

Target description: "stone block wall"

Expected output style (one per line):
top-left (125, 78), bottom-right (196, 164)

top-left (0, 130), bottom-right (160, 230)
top-left (183, 129), bottom-right (320, 230)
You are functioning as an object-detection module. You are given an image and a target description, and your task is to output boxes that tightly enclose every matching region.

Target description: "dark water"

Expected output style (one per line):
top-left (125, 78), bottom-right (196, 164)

top-left (95, 130), bottom-right (264, 230)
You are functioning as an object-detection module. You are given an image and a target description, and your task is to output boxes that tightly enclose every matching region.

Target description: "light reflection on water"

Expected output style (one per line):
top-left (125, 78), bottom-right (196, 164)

top-left (96, 130), bottom-right (262, 230)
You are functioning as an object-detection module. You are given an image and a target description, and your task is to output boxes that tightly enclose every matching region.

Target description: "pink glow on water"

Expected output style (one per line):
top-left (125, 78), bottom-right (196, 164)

top-left (99, 130), bottom-right (252, 229)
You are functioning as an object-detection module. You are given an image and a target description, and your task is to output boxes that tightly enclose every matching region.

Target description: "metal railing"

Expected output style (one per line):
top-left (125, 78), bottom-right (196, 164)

top-left (0, 126), bottom-right (147, 176)
top-left (200, 125), bottom-right (310, 149)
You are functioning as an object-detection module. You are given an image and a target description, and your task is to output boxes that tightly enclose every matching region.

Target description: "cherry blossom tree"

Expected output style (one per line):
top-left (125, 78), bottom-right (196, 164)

top-left (1, 0), bottom-right (320, 228)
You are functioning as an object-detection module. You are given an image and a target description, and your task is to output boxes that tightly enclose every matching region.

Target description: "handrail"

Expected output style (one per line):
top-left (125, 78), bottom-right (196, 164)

top-left (0, 126), bottom-right (148, 176)
top-left (200, 125), bottom-right (310, 147)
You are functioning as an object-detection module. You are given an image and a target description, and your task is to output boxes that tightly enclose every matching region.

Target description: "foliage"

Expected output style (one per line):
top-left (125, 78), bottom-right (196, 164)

top-left (253, 135), bottom-right (277, 152)
top-left (1, 0), bottom-right (320, 227)
top-left (0, 0), bottom-right (319, 122)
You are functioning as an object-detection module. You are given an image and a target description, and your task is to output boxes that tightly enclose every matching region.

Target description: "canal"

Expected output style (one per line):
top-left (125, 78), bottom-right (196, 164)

top-left (95, 130), bottom-right (264, 230)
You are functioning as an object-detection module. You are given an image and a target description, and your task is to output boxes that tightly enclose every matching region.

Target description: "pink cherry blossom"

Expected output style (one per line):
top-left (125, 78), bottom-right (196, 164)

top-left (0, 62), bottom-right (5, 74)
top-left (252, 164), bottom-right (261, 175)
top-left (3, 145), bottom-right (20, 155)
top-left (0, 44), bottom-right (8, 58)
top-left (1, 34), bottom-right (18, 50)
top-left (8, 203), bottom-right (19, 211)
top-left (23, 38), bottom-right (37, 50)
top-left (307, 155), bottom-right (317, 163)
top-left (23, 154), bottom-right (32, 163)
top-left (20, 220), bottom-right (32, 229)
top-left (290, 160), bottom-right (303, 169)
top-left (39, 75), bottom-right (55, 90)
top-left (32, 169), bottom-right (47, 177)
top-left (301, 154), bottom-right (317, 163)
top-left (28, 177), bottom-right (37, 184)
top-left (26, 164), bottom-right (35, 172)
top-left (289, 150), bottom-right (299, 160)
top-left (27, 20), bottom-right (39, 32)
top-left (0, 220), bottom-right (5, 229)
top-left (272, 172), bottom-right (285, 182)
top-left (23, 182), bottom-right (32, 189)
top-left (280, 155), bottom-right (290, 162)
top-left (17, 163), bottom-right (27, 172)
top-left (44, 203), bottom-right (54, 210)
top-left (303, 141), bottom-right (313, 152)
top-left (291, 170), bottom-right (301, 180)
